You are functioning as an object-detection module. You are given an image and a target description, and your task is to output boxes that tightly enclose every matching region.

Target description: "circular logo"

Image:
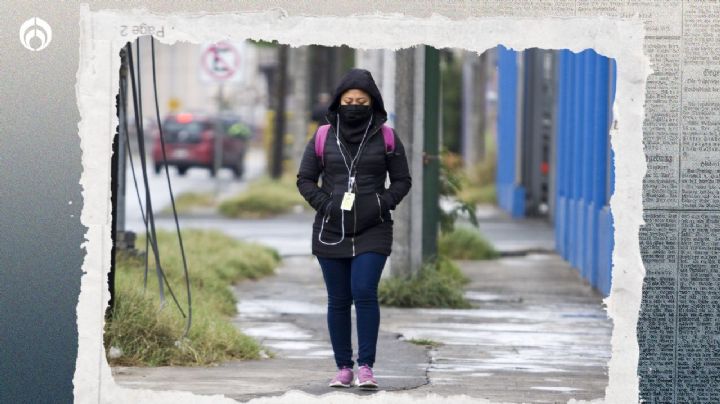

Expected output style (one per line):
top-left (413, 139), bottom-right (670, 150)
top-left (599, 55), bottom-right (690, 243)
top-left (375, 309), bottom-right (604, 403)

top-left (19, 17), bottom-right (52, 51)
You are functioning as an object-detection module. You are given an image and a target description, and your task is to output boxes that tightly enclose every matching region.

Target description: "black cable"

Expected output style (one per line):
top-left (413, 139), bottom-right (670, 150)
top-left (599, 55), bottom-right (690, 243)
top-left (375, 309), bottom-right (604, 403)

top-left (151, 36), bottom-right (193, 338)
top-left (126, 41), bottom-right (186, 318)
top-left (119, 62), bottom-right (153, 291)
top-left (130, 39), bottom-right (185, 315)
top-left (135, 39), bottom-right (159, 302)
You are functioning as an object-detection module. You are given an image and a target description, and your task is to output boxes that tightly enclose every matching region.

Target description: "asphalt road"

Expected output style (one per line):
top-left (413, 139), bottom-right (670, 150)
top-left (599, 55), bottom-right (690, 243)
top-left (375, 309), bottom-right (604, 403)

top-left (122, 147), bottom-right (265, 235)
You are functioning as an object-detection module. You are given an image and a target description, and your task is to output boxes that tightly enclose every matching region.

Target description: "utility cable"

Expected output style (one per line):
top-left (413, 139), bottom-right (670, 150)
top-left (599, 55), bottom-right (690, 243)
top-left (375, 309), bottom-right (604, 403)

top-left (134, 39), bottom-right (162, 303)
top-left (126, 40), bottom-right (186, 318)
top-left (119, 64), bottom-right (153, 291)
top-left (150, 36), bottom-right (193, 338)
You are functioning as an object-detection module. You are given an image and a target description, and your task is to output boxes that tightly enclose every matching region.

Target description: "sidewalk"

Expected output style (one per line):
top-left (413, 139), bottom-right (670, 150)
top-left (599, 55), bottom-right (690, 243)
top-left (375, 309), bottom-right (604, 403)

top-left (112, 204), bottom-right (611, 403)
top-left (473, 204), bottom-right (556, 255)
top-left (112, 257), bottom-right (610, 403)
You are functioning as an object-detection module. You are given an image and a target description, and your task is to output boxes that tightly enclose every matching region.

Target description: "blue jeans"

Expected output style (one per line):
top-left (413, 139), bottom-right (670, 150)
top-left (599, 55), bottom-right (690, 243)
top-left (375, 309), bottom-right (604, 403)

top-left (316, 252), bottom-right (387, 369)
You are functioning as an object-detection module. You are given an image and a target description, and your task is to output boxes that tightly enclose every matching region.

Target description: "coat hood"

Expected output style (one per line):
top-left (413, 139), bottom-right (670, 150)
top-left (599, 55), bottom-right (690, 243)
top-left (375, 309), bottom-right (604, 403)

top-left (326, 68), bottom-right (387, 120)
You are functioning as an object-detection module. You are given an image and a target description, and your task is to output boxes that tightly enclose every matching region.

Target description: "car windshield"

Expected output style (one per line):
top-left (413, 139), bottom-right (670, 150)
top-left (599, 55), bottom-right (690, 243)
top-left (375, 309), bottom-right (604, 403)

top-left (162, 119), bottom-right (207, 143)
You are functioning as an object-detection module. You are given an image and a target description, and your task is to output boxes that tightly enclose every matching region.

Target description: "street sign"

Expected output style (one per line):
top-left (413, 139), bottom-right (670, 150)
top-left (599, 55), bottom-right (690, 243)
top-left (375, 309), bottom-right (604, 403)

top-left (199, 42), bottom-right (242, 83)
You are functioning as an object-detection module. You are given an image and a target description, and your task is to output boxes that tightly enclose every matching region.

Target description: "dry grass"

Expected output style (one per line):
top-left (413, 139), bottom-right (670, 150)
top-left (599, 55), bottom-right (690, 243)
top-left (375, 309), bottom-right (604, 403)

top-left (439, 227), bottom-right (499, 260)
top-left (219, 176), bottom-right (307, 218)
top-left (105, 229), bottom-right (280, 366)
top-left (378, 256), bottom-right (472, 309)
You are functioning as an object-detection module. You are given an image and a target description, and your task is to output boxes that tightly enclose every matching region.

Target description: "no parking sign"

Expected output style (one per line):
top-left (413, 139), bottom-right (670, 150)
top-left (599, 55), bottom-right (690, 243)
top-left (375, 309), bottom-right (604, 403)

top-left (199, 41), bottom-right (243, 83)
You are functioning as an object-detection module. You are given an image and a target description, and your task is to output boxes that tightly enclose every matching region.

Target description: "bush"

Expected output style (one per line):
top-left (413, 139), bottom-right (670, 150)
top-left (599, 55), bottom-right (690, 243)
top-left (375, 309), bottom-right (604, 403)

top-left (219, 177), bottom-right (307, 218)
top-left (439, 150), bottom-right (479, 233)
top-left (161, 192), bottom-right (215, 214)
top-left (439, 227), bottom-right (499, 260)
top-left (378, 256), bottom-right (471, 309)
top-left (105, 229), bottom-right (280, 366)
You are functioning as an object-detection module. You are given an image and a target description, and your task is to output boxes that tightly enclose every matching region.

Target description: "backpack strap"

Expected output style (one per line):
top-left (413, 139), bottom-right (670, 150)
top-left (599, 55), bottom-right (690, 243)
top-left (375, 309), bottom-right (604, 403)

top-left (381, 124), bottom-right (395, 154)
top-left (314, 124), bottom-right (331, 165)
top-left (316, 124), bottom-right (395, 166)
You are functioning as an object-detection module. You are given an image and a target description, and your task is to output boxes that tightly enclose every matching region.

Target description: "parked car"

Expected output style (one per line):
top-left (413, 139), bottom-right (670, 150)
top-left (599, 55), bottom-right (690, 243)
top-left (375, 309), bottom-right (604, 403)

top-left (151, 113), bottom-right (248, 178)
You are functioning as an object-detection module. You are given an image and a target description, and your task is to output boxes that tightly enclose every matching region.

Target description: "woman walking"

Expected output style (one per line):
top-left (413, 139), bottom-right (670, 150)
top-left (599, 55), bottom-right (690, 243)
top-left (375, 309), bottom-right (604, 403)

top-left (296, 68), bottom-right (412, 389)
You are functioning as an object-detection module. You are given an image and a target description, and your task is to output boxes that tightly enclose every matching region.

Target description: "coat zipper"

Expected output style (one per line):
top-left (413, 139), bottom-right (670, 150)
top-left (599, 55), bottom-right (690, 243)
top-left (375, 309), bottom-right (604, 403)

top-left (352, 187), bottom-right (356, 256)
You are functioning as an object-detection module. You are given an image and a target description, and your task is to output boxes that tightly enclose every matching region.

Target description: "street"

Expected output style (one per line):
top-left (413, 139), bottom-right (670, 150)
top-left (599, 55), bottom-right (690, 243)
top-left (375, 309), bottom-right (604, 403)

top-left (122, 147), bottom-right (313, 257)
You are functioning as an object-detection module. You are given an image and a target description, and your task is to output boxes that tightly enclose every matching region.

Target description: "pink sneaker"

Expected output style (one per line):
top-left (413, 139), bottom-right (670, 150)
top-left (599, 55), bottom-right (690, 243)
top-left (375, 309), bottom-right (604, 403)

top-left (356, 364), bottom-right (378, 389)
top-left (329, 367), bottom-right (354, 388)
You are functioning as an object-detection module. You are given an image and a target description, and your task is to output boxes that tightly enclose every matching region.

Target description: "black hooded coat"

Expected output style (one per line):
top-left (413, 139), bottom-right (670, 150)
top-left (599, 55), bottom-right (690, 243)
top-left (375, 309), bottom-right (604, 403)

top-left (296, 69), bottom-right (412, 258)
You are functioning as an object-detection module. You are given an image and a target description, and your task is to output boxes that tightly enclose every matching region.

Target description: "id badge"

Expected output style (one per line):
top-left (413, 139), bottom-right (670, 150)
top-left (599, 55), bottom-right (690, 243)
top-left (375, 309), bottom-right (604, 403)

top-left (341, 192), bottom-right (355, 211)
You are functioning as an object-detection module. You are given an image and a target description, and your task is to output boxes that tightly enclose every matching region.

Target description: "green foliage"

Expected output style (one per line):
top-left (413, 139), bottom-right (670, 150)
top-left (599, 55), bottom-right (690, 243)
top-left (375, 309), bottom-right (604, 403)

top-left (378, 256), bottom-right (471, 309)
top-left (439, 150), bottom-right (479, 234)
top-left (441, 50), bottom-right (462, 154)
top-left (247, 39), bottom-right (279, 48)
top-left (105, 229), bottom-right (280, 366)
top-left (439, 226), bottom-right (499, 260)
top-left (219, 176), bottom-right (307, 218)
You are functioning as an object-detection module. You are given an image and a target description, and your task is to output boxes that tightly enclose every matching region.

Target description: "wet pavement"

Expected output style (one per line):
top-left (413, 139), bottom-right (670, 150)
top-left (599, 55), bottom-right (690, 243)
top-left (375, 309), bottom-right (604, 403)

top-left (112, 252), bottom-right (611, 403)
top-left (114, 164), bottom-right (612, 402)
top-left (387, 254), bottom-right (611, 402)
top-left (112, 255), bottom-right (429, 402)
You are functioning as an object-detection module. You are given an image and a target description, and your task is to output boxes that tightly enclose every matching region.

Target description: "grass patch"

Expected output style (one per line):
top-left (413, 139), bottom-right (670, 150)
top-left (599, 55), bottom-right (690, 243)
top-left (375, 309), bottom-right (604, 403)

top-left (406, 338), bottom-right (442, 348)
top-left (378, 256), bottom-right (472, 309)
top-left (219, 176), bottom-right (307, 218)
top-left (105, 229), bottom-right (281, 366)
top-left (161, 192), bottom-right (216, 214)
top-left (439, 227), bottom-right (499, 260)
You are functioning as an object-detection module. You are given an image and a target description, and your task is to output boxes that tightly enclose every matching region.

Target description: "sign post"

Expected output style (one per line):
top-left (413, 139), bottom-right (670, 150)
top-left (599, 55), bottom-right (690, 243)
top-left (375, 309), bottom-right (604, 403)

top-left (199, 42), bottom-right (241, 189)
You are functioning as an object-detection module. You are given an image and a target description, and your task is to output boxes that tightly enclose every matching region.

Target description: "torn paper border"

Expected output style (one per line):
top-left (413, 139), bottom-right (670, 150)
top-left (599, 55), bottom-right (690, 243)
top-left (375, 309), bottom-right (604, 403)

top-left (74, 5), bottom-right (650, 403)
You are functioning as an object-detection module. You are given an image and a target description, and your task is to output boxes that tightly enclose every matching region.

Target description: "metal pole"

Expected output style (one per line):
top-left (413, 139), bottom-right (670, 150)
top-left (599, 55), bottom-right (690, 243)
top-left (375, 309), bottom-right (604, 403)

top-left (271, 44), bottom-right (288, 179)
top-left (213, 83), bottom-right (224, 184)
top-left (289, 46), bottom-right (310, 168)
top-left (422, 45), bottom-right (440, 260)
top-left (116, 48), bottom-right (128, 235)
top-left (476, 51), bottom-right (488, 162)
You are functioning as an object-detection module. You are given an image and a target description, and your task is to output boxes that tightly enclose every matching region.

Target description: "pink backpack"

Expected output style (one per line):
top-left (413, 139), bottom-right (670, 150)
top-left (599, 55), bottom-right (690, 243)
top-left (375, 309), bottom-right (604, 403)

top-left (314, 124), bottom-right (395, 166)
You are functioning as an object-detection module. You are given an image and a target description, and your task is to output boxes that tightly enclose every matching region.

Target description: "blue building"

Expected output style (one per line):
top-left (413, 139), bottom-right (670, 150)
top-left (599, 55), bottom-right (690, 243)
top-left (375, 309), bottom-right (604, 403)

top-left (495, 46), bottom-right (616, 296)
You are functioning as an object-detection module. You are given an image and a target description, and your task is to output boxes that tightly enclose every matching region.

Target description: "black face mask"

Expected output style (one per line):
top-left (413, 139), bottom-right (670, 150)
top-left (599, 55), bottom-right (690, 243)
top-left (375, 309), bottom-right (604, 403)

top-left (338, 104), bottom-right (373, 125)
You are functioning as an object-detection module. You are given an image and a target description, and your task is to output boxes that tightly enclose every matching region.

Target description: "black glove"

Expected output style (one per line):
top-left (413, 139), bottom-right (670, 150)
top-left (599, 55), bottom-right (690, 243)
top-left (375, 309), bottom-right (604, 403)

top-left (378, 194), bottom-right (390, 214)
top-left (321, 198), bottom-right (333, 216)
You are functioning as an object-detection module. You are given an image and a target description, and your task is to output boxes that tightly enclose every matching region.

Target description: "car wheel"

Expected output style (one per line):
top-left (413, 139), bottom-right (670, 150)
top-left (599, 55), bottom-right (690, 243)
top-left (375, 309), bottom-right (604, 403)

top-left (233, 162), bottom-right (244, 179)
top-left (177, 166), bottom-right (188, 176)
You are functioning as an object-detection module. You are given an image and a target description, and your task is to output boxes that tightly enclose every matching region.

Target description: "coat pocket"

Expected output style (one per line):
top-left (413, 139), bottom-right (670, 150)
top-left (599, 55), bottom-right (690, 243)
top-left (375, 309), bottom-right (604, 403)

top-left (352, 192), bottom-right (385, 234)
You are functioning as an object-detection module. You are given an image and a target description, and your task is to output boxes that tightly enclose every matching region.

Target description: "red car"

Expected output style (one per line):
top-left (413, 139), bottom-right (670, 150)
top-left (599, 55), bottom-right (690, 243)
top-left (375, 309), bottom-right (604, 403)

top-left (151, 113), bottom-right (248, 178)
